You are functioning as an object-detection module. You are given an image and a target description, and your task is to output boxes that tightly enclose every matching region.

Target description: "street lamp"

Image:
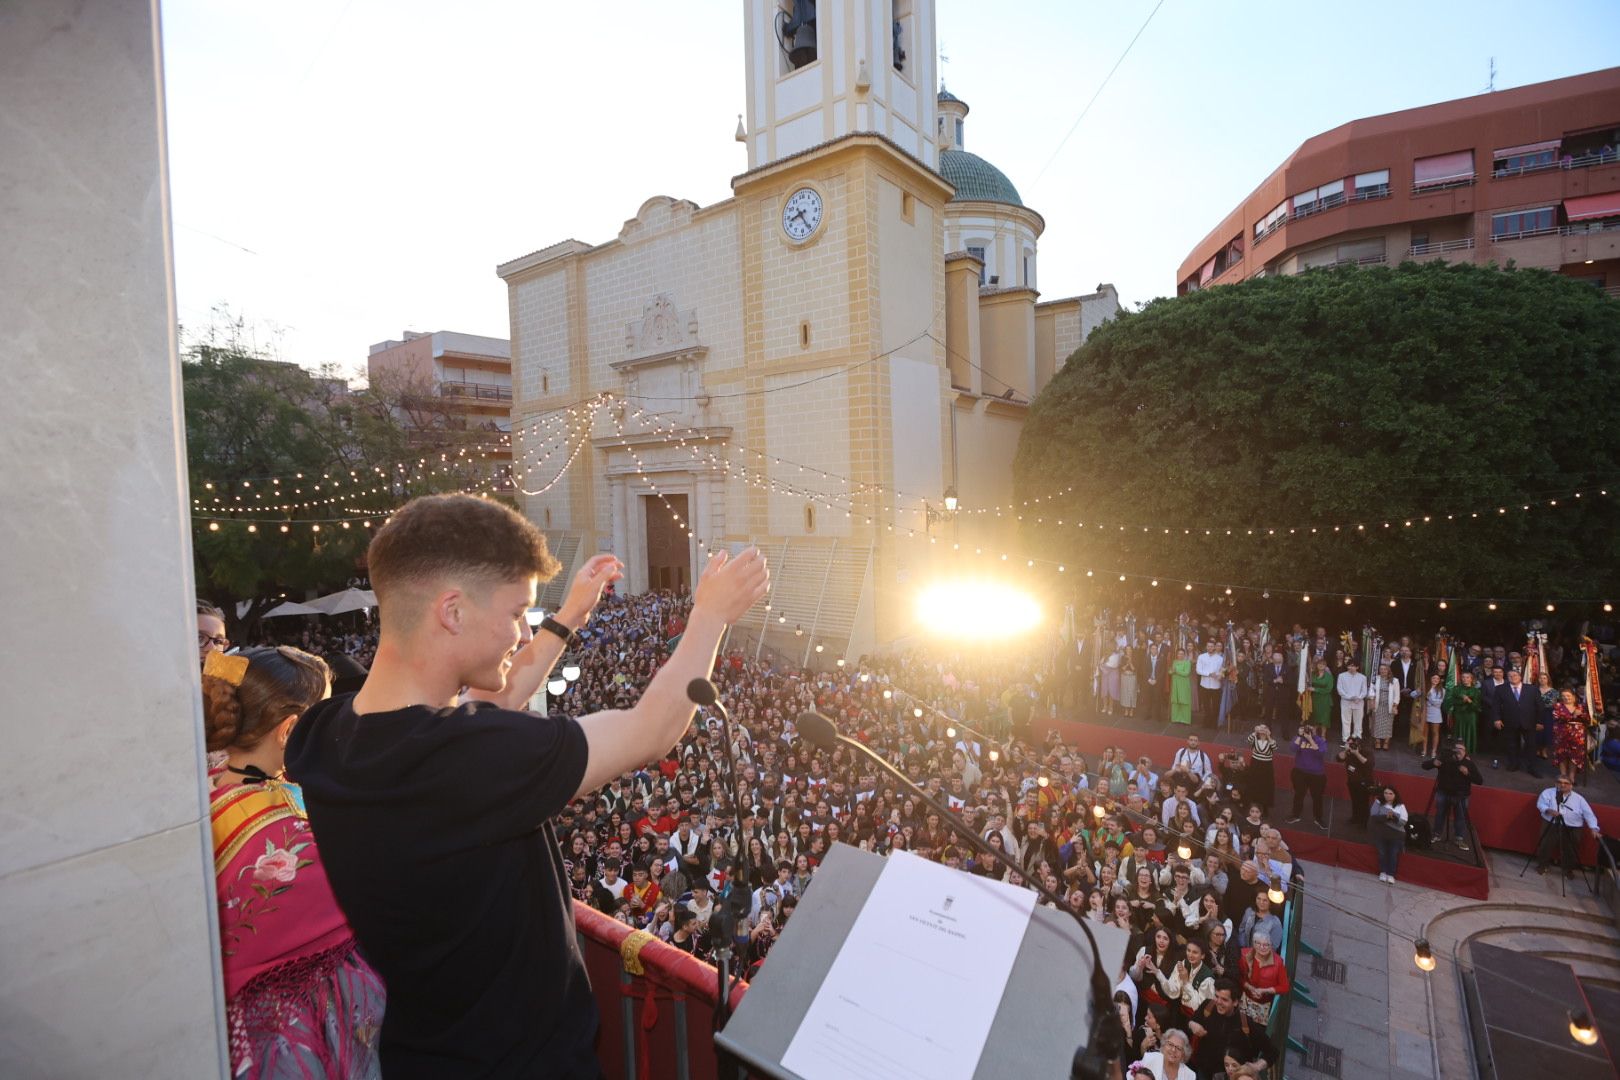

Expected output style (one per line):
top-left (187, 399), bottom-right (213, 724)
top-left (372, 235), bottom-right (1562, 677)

top-left (943, 486), bottom-right (958, 513)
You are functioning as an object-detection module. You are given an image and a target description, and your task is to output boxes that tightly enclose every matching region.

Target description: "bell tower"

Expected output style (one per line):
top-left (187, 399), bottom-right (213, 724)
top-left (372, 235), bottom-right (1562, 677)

top-left (741, 0), bottom-right (938, 171)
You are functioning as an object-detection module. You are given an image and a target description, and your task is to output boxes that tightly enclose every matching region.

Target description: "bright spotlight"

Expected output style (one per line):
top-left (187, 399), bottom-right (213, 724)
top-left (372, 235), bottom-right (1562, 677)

top-left (915, 580), bottom-right (1042, 638)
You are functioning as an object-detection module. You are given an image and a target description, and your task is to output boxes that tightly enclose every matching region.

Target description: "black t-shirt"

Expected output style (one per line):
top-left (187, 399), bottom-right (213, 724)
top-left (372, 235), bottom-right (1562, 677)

top-left (286, 695), bottom-right (599, 1078)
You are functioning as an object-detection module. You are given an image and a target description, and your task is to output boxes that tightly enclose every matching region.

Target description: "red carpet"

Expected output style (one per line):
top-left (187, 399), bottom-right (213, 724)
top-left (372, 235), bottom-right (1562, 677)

top-left (1038, 717), bottom-right (1618, 898)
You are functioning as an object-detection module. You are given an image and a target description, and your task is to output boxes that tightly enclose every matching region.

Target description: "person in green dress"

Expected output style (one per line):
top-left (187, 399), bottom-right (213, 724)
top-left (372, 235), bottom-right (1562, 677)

top-left (1443, 670), bottom-right (1483, 755)
top-left (1170, 648), bottom-right (1194, 726)
top-left (1310, 659), bottom-right (1334, 732)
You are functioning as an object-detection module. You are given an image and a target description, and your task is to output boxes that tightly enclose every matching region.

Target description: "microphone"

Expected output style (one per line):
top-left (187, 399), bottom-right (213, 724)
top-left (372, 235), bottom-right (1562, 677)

top-left (686, 677), bottom-right (720, 710)
top-left (795, 711), bottom-right (1125, 1080)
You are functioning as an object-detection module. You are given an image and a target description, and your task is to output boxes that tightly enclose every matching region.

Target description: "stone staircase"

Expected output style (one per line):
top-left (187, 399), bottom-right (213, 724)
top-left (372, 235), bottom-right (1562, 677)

top-left (727, 537), bottom-right (873, 662)
top-left (539, 531), bottom-right (582, 610)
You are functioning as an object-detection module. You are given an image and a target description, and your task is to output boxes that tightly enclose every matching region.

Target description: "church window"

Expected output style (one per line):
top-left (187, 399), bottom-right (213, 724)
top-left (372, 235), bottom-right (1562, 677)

top-left (776, 0), bottom-right (818, 75)
top-left (800, 319), bottom-right (812, 349)
top-left (955, 118), bottom-right (964, 150)
top-left (967, 244), bottom-right (986, 285)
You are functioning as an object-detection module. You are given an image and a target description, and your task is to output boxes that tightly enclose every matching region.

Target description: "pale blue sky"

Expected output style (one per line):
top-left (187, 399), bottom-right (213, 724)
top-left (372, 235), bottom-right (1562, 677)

top-left (161, 0), bottom-right (1619, 372)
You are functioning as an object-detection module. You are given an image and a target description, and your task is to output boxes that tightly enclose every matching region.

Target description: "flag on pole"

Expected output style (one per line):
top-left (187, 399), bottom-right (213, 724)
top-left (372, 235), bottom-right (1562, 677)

top-left (1582, 637), bottom-right (1605, 727)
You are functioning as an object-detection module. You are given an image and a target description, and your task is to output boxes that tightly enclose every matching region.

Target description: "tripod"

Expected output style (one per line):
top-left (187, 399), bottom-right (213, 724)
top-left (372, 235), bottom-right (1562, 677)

top-left (1519, 817), bottom-right (1595, 897)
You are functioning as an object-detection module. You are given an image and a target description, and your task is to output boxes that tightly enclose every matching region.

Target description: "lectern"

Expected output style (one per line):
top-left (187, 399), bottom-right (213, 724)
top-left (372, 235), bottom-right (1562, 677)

top-left (715, 844), bottom-right (1130, 1080)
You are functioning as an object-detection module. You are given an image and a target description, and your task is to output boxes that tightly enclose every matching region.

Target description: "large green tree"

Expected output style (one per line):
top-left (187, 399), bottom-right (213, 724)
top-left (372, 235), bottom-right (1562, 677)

top-left (1013, 262), bottom-right (1620, 608)
top-left (183, 320), bottom-right (509, 631)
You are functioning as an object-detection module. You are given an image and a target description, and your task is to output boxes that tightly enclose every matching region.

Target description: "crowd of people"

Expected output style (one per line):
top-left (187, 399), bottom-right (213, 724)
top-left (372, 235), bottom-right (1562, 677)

top-left (193, 562), bottom-right (1618, 1080)
top-left (1062, 611), bottom-right (1616, 777)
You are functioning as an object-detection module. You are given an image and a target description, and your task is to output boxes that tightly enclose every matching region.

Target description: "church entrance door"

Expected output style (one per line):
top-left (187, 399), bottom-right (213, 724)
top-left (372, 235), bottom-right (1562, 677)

top-left (643, 493), bottom-right (690, 592)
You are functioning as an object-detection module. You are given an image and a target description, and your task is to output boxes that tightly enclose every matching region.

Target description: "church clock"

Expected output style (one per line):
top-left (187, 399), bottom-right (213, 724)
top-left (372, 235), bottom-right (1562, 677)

top-left (781, 187), bottom-right (824, 242)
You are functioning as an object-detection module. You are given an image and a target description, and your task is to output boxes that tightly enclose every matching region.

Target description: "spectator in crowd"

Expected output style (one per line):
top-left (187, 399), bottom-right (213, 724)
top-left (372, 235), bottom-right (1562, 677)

top-left (197, 599), bottom-right (229, 667)
top-left (1368, 786), bottom-right (1408, 884)
top-left (1335, 660), bottom-right (1368, 744)
top-left (1171, 648), bottom-right (1194, 726)
top-left (1285, 725), bottom-right (1327, 829)
top-left (1444, 671), bottom-right (1483, 756)
top-left (1495, 669), bottom-right (1543, 776)
top-left (1338, 737), bottom-right (1376, 827)
top-left (1308, 660), bottom-right (1334, 733)
top-left (1137, 1027), bottom-right (1194, 1080)
top-left (1552, 689), bottom-right (1590, 782)
top-left (1196, 640), bottom-right (1226, 731)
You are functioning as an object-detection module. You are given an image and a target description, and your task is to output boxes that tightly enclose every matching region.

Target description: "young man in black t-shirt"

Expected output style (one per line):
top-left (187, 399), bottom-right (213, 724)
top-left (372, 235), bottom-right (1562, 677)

top-left (287, 494), bottom-right (768, 1078)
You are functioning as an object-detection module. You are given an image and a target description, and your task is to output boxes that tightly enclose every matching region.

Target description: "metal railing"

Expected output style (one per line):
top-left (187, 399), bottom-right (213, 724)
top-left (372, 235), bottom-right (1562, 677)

top-left (1560, 219), bottom-right (1620, 235)
top-left (1290, 191), bottom-right (1347, 221)
top-left (1411, 175), bottom-right (1477, 195)
top-left (1350, 184), bottom-right (1391, 202)
top-left (1406, 237), bottom-right (1476, 257)
top-left (1489, 225), bottom-right (1560, 243)
top-left (439, 381), bottom-right (513, 402)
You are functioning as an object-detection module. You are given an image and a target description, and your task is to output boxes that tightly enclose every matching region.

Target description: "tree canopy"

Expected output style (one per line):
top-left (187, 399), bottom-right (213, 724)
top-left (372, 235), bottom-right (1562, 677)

top-left (183, 320), bottom-right (511, 630)
top-left (1013, 262), bottom-right (1620, 610)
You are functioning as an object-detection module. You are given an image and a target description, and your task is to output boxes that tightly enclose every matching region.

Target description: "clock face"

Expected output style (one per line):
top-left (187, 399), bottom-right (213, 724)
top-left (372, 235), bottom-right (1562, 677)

top-left (782, 187), bottom-right (824, 242)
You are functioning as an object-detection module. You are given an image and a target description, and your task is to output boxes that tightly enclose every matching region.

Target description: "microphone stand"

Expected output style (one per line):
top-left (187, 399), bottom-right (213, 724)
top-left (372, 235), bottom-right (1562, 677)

top-left (799, 713), bottom-right (1125, 1080)
top-left (688, 678), bottom-right (753, 1071)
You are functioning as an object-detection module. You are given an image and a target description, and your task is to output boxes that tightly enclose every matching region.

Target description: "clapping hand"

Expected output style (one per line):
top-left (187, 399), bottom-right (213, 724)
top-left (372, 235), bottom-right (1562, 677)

top-left (693, 548), bottom-right (770, 623)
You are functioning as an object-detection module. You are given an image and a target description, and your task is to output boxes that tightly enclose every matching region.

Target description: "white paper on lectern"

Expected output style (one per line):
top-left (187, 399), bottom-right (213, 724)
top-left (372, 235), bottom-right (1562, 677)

top-left (780, 849), bottom-right (1037, 1080)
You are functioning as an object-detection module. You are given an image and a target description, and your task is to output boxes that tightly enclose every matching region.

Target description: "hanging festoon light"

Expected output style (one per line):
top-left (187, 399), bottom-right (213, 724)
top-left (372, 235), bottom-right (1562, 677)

top-left (1413, 939), bottom-right (1436, 972)
top-left (1267, 883), bottom-right (1286, 905)
top-left (1569, 1011), bottom-right (1599, 1046)
top-left (561, 663), bottom-right (581, 683)
top-left (1176, 840), bottom-right (1193, 860)
top-left (547, 678), bottom-right (568, 697)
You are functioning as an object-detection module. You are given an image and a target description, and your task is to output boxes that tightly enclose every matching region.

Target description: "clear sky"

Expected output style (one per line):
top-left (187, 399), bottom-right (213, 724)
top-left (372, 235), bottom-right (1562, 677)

top-left (161, 0), bottom-right (1619, 374)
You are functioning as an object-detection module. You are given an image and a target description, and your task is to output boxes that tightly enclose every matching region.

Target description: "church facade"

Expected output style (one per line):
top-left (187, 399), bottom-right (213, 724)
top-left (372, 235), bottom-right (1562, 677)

top-left (497, 0), bottom-right (1117, 660)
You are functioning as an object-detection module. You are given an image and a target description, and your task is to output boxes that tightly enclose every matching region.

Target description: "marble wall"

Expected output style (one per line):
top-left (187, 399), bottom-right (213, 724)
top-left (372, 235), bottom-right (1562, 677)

top-left (0, 0), bottom-right (227, 1073)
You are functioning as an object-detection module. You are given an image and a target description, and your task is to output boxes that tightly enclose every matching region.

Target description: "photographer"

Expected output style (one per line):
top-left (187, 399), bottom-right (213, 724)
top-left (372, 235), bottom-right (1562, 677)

top-left (1422, 739), bottom-right (1483, 851)
top-left (1337, 737), bottom-right (1376, 827)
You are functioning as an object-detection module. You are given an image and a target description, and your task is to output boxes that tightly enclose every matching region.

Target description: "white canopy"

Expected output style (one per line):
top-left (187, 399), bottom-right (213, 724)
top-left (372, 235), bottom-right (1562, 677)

top-left (261, 600), bottom-right (324, 618)
top-left (308, 587), bottom-right (377, 615)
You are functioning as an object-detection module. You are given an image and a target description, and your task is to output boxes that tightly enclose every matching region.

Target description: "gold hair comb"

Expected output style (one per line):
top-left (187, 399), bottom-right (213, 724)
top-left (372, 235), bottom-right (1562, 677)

top-left (204, 651), bottom-right (250, 687)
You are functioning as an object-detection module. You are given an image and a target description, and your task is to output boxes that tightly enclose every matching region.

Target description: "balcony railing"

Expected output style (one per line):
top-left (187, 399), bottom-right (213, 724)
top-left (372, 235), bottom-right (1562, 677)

top-left (1350, 183), bottom-right (1391, 202)
top-left (1490, 225), bottom-right (1560, 243)
top-left (1561, 219), bottom-right (1620, 236)
top-left (1295, 253), bottom-right (1387, 274)
top-left (1290, 191), bottom-right (1347, 221)
top-left (1407, 237), bottom-right (1476, 257)
top-left (1254, 217), bottom-right (1286, 244)
top-left (1411, 175), bottom-right (1477, 195)
top-left (439, 381), bottom-right (513, 402)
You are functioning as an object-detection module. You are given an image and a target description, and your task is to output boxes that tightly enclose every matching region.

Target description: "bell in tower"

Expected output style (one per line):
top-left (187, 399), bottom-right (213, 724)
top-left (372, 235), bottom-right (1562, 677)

top-left (778, 0), bottom-right (817, 70)
top-left (742, 0), bottom-right (938, 172)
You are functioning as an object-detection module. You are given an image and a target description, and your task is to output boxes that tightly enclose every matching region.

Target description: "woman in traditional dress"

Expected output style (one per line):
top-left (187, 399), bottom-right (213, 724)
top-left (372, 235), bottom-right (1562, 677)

top-left (1120, 648), bottom-right (1140, 718)
top-left (1170, 649), bottom-right (1194, 726)
top-left (1101, 646), bottom-right (1123, 717)
top-left (204, 648), bottom-right (383, 1079)
top-left (1553, 688), bottom-right (1590, 781)
top-left (1536, 671), bottom-right (1559, 762)
top-left (1369, 662), bottom-right (1400, 751)
top-left (1443, 672), bottom-right (1482, 755)
top-left (1309, 659), bottom-right (1334, 732)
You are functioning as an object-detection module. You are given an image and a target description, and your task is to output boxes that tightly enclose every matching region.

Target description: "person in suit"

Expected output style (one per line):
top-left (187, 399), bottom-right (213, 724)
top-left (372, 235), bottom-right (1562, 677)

top-left (1479, 665), bottom-right (1506, 764)
top-left (1260, 648), bottom-right (1293, 738)
top-left (1493, 668), bottom-right (1543, 776)
top-left (1390, 646), bottom-right (1422, 750)
top-left (1142, 633), bottom-right (1171, 724)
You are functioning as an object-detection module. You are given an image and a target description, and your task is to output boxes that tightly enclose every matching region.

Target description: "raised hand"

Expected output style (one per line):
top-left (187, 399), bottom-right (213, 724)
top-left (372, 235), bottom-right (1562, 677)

top-left (559, 553), bottom-right (625, 626)
top-left (693, 548), bottom-right (770, 623)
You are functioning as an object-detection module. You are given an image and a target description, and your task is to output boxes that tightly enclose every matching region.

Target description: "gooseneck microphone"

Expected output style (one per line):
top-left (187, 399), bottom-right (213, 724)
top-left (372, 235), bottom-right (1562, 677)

top-left (688, 677), bottom-right (752, 1035)
top-left (796, 711), bottom-right (1125, 1080)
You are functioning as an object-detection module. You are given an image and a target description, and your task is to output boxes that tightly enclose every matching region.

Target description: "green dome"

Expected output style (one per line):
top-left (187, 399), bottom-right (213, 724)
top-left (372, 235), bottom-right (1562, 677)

top-left (939, 148), bottom-right (1023, 208)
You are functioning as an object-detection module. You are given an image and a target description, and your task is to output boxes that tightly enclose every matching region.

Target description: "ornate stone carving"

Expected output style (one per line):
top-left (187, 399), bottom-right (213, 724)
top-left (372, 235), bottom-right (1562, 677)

top-left (624, 293), bottom-right (701, 361)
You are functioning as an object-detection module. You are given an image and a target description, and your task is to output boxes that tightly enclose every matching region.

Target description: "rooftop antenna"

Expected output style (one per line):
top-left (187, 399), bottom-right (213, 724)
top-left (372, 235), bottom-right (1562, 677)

top-left (1484, 56), bottom-right (1496, 93)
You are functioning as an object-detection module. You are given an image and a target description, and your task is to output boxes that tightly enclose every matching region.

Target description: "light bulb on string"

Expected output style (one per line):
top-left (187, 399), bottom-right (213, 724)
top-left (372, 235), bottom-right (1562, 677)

top-left (1569, 1011), bottom-right (1598, 1046)
top-left (1413, 939), bottom-right (1436, 972)
top-left (1176, 841), bottom-right (1193, 860)
top-left (1092, 803), bottom-right (1107, 820)
top-left (1267, 884), bottom-right (1286, 905)
top-left (913, 707), bottom-right (924, 718)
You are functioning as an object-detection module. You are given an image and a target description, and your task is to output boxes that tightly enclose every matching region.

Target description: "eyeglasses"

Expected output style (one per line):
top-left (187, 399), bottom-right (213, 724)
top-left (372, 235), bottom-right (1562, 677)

top-left (198, 632), bottom-right (229, 649)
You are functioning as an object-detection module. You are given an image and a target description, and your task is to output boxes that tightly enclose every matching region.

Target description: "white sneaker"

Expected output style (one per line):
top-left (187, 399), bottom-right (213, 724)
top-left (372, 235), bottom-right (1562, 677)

top-left (1379, 873), bottom-right (1391, 883)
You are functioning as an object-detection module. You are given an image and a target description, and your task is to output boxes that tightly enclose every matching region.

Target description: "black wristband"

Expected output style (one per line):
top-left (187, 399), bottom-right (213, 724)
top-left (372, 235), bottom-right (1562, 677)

top-left (540, 615), bottom-right (581, 648)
